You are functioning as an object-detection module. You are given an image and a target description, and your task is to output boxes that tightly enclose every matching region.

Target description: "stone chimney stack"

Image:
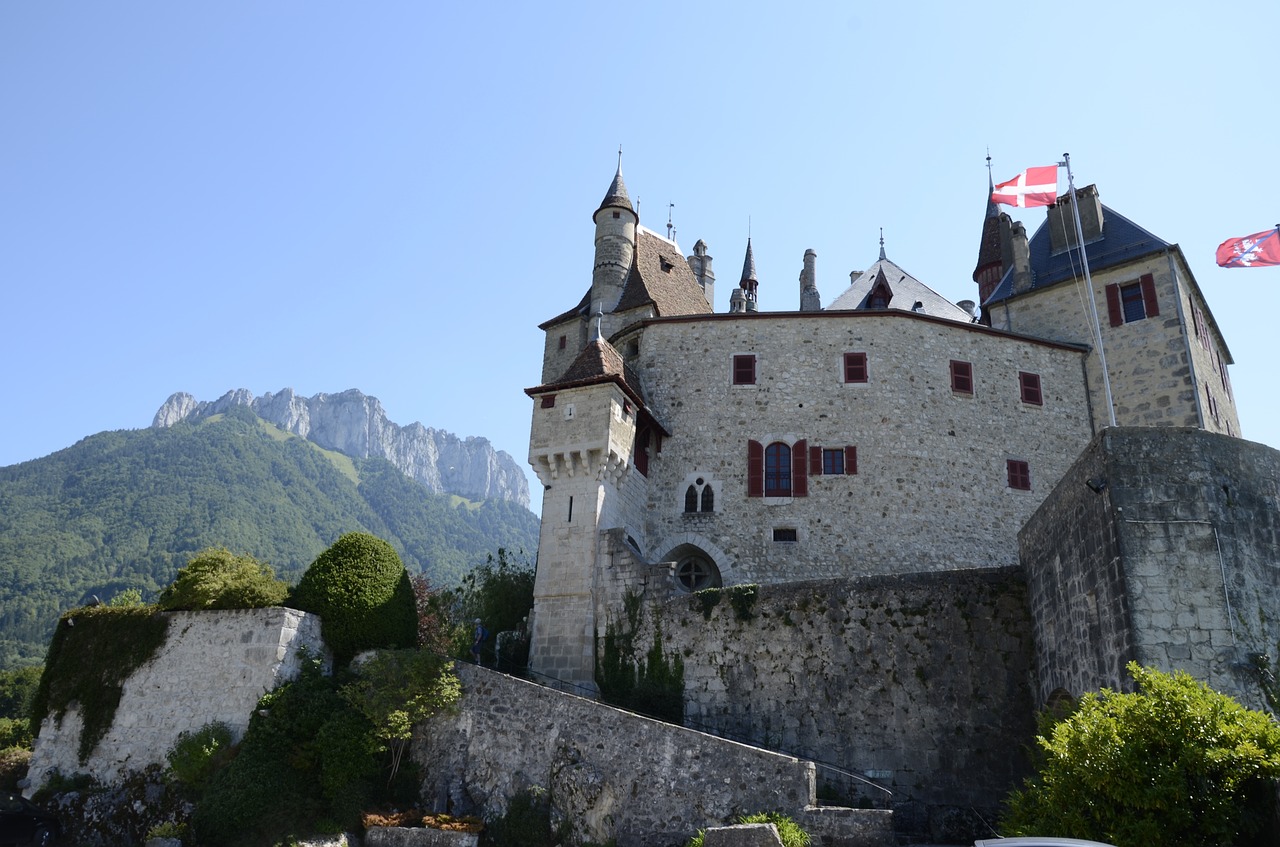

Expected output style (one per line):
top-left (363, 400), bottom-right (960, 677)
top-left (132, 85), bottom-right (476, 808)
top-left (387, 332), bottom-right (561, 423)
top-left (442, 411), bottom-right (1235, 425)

top-left (799, 249), bottom-right (821, 312)
top-left (1001, 216), bottom-right (1033, 295)
top-left (687, 239), bottom-right (716, 311)
top-left (1048, 184), bottom-right (1105, 254)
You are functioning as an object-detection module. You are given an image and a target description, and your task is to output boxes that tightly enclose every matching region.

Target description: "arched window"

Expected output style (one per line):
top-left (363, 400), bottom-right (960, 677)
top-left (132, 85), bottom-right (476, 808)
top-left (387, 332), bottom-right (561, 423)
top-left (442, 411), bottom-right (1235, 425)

top-left (675, 554), bottom-right (720, 592)
top-left (765, 442), bottom-right (791, 496)
top-left (684, 485), bottom-right (699, 513)
top-left (700, 484), bottom-right (714, 512)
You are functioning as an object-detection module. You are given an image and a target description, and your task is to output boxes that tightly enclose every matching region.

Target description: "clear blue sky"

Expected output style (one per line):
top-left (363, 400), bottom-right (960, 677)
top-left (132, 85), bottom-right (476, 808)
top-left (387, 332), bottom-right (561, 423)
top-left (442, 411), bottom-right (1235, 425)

top-left (3, 2), bottom-right (1277, 516)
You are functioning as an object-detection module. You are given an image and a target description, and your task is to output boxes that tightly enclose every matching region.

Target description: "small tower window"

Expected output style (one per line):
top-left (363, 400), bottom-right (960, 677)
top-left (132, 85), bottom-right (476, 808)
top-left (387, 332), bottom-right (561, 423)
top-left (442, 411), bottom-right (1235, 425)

top-left (612, 211), bottom-right (620, 219)
top-left (558, 334), bottom-right (567, 350)
top-left (685, 485), bottom-right (698, 513)
top-left (1007, 460), bottom-right (1031, 491)
top-left (950, 360), bottom-right (974, 395)
top-left (683, 477), bottom-right (716, 514)
top-left (700, 484), bottom-right (714, 512)
top-left (540, 395), bottom-right (556, 409)
top-left (1019, 372), bottom-right (1043, 405)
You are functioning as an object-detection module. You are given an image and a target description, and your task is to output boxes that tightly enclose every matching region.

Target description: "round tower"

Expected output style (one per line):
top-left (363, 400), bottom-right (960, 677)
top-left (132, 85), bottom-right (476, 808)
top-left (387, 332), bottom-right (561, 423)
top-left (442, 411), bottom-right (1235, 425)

top-left (591, 161), bottom-right (638, 317)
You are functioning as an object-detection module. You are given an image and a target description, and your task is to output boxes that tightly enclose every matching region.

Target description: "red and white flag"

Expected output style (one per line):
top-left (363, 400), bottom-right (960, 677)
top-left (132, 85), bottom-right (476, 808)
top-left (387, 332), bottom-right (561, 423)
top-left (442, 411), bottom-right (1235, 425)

top-left (991, 166), bottom-right (1059, 208)
top-left (1216, 227), bottom-right (1280, 268)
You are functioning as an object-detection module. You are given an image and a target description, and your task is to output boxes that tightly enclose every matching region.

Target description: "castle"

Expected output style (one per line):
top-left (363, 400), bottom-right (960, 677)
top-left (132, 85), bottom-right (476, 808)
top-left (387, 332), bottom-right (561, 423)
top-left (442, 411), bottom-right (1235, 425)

top-left (518, 163), bottom-right (1278, 834)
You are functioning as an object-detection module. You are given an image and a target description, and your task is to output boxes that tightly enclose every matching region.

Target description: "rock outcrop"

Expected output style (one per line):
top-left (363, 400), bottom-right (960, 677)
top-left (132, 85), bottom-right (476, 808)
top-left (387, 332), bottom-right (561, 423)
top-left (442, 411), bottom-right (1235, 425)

top-left (153, 388), bottom-right (530, 508)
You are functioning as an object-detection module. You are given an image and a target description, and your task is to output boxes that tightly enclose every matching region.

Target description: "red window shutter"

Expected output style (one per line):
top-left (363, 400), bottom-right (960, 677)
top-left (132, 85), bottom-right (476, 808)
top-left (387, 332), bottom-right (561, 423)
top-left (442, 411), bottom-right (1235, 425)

top-left (1140, 274), bottom-right (1159, 317)
top-left (845, 445), bottom-right (857, 475)
top-left (747, 440), bottom-right (764, 497)
top-left (809, 445), bottom-right (822, 475)
top-left (1105, 283), bottom-right (1123, 326)
top-left (792, 440), bottom-right (808, 496)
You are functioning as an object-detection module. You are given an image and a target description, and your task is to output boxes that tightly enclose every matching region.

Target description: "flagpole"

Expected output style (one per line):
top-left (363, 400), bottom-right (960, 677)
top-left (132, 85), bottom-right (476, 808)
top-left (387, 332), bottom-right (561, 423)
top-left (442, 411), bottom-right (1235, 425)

top-left (1061, 153), bottom-right (1117, 428)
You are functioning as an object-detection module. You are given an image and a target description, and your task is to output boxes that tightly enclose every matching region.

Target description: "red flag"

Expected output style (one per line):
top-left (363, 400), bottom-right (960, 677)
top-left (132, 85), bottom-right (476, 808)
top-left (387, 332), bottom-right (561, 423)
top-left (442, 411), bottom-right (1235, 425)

top-left (991, 166), bottom-right (1059, 208)
top-left (1216, 227), bottom-right (1280, 268)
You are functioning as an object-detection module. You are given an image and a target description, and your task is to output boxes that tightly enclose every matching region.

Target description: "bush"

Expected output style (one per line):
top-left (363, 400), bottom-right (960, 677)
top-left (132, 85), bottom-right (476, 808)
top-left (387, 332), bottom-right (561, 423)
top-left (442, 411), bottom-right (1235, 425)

top-left (685, 812), bottom-right (810, 847)
top-left (166, 721), bottom-right (235, 791)
top-left (158, 548), bottom-right (288, 611)
top-left (1001, 662), bottom-right (1280, 847)
top-left (290, 533), bottom-right (417, 665)
top-left (0, 746), bottom-right (30, 791)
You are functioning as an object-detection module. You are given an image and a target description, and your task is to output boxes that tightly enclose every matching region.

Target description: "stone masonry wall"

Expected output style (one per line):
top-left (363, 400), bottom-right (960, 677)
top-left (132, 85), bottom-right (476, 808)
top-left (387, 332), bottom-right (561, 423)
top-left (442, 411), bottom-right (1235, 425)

top-left (631, 311), bottom-right (1092, 583)
top-left (412, 663), bottom-right (887, 847)
top-left (611, 570), bottom-right (1037, 842)
top-left (27, 607), bottom-right (324, 788)
top-left (1023, 428), bottom-right (1280, 711)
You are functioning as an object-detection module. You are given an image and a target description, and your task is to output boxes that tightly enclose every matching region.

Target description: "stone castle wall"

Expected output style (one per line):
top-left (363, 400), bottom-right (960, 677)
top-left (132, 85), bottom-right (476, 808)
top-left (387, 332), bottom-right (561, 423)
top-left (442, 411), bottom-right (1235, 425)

top-left (609, 569), bottom-right (1037, 841)
top-left (1024, 428), bottom-right (1280, 710)
top-left (27, 607), bottom-right (324, 788)
top-left (413, 662), bottom-right (894, 847)
top-left (630, 312), bottom-right (1093, 582)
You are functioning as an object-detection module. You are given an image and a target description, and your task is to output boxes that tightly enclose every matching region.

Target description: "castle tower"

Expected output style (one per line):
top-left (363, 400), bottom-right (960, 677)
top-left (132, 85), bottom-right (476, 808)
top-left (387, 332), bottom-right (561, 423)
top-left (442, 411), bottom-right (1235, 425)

top-left (972, 171), bottom-right (1006, 324)
top-left (524, 333), bottom-right (642, 693)
top-left (688, 239), bottom-right (715, 310)
top-left (590, 161), bottom-right (638, 318)
top-left (799, 248), bottom-right (820, 312)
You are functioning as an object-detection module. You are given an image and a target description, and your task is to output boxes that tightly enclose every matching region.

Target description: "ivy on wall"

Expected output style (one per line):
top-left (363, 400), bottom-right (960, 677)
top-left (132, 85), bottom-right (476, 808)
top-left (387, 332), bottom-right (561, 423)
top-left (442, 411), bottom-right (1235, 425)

top-left (31, 607), bottom-right (170, 763)
top-left (596, 591), bottom-right (684, 724)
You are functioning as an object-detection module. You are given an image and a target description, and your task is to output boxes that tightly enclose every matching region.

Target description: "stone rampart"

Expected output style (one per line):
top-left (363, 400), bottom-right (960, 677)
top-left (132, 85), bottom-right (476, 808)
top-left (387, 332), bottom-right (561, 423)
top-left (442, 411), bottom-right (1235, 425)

top-left (413, 664), bottom-right (892, 847)
top-left (612, 570), bottom-right (1036, 842)
top-left (27, 607), bottom-right (324, 787)
top-left (1023, 427), bottom-right (1280, 710)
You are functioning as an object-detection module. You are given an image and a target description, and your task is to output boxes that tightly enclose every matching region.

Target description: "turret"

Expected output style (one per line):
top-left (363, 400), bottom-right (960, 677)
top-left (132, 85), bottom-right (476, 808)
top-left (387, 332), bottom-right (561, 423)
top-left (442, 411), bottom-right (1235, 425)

top-left (687, 239), bottom-right (715, 310)
top-left (973, 172), bottom-right (1006, 313)
top-left (799, 249), bottom-right (820, 312)
top-left (738, 238), bottom-right (759, 312)
top-left (590, 161), bottom-right (638, 317)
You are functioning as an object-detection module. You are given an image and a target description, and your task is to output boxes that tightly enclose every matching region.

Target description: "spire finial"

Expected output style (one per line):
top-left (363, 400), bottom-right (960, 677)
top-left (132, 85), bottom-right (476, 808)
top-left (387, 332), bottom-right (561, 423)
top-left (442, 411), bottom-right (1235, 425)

top-left (879, 228), bottom-right (886, 261)
top-left (986, 148), bottom-right (994, 189)
top-left (667, 202), bottom-right (675, 240)
top-left (617, 145), bottom-right (623, 171)
top-left (592, 310), bottom-right (604, 342)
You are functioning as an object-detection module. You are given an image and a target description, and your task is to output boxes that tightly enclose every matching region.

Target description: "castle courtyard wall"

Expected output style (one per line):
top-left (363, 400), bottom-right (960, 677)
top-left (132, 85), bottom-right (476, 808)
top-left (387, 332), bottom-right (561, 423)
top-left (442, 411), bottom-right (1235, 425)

top-left (630, 312), bottom-right (1093, 582)
top-left (610, 569), bottom-right (1037, 842)
top-left (412, 664), bottom-right (901, 847)
top-left (27, 607), bottom-right (324, 788)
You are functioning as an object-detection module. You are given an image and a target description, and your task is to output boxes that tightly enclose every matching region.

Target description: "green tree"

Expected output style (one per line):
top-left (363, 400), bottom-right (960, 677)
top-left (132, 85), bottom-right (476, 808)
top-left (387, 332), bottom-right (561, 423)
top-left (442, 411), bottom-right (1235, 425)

top-left (451, 548), bottom-right (533, 663)
top-left (1002, 662), bottom-right (1280, 847)
top-left (157, 548), bottom-right (288, 611)
top-left (290, 533), bottom-right (417, 665)
top-left (340, 649), bottom-right (460, 785)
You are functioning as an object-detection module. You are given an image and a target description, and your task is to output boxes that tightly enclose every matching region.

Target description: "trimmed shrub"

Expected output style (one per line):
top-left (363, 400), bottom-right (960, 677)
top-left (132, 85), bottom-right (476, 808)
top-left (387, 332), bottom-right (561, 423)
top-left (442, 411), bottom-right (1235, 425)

top-left (1001, 662), bottom-right (1280, 847)
top-left (157, 548), bottom-right (288, 611)
top-left (291, 533), bottom-right (417, 664)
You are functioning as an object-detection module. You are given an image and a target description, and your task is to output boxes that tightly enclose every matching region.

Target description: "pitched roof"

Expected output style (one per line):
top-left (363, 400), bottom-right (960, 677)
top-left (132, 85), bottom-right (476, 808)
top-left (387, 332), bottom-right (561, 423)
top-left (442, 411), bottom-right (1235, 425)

top-left (525, 337), bottom-right (647, 407)
top-left (828, 255), bottom-right (974, 322)
top-left (984, 204), bottom-right (1171, 304)
top-left (614, 226), bottom-right (712, 317)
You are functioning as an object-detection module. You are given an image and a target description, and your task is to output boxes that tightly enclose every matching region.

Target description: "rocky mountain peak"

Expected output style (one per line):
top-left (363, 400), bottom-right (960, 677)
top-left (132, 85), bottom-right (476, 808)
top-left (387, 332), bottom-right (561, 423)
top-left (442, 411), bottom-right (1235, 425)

top-left (153, 389), bottom-right (530, 508)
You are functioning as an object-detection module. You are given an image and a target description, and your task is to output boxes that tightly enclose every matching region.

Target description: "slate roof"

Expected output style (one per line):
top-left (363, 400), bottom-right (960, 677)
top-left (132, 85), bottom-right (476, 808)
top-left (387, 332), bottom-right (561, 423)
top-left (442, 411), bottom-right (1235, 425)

top-left (525, 337), bottom-right (647, 407)
top-left (973, 183), bottom-right (1003, 280)
top-left (828, 255), bottom-right (974, 322)
top-left (595, 164), bottom-right (634, 217)
top-left (984, 204), bottom-right (1170, 305)
top-left (613, 227), bottom-right (713, 317)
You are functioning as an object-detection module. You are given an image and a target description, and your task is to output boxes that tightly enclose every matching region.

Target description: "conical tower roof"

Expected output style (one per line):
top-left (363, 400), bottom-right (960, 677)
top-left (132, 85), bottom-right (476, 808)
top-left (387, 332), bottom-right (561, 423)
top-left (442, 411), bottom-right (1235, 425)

top-left (740, 238), bottom-right (758, 286)
top-left (595, 161), bottom-right (634, 220)
top-left (973, 172), bottom-right (1004, 283)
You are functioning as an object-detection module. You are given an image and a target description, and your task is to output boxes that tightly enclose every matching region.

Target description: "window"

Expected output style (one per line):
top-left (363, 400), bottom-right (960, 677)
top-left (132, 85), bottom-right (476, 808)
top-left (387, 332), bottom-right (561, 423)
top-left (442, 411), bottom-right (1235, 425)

top-left (675, 555), bottom-right (719, 592)
top-left (950, 360), bottom-right (974, 394)
top-left (748, 440), bottom-right (808, 497)
top-left (773, 528), bottom-right (798, 542)
top-left (822, 449), bottom-right (845, 475)
top-left (684, 478), bottom-right (715, 513)
top-left (540, 394), bottom-right (556, 409)
top-left (558, 334), bottom-right (567, 350)
top-left (843, 352), bottom-right (868, 383)
top-left (1019, 372), bottom-right (1042, 405)
top-left (733, 354), bottom-right (757, 385)
top-left (1007, 459), bottom-right (1031, 491)
top-left (1106, 274), bottom-right (1159, 325)
top-left (634, 423), bottom-right (650, 477)
top-left (765, 442), bottom-right (791, 496)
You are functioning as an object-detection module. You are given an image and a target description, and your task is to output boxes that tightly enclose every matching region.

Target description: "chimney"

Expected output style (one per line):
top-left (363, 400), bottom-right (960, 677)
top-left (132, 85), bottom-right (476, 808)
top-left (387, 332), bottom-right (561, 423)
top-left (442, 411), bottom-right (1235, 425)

top-left (799, 249), bottom-right (821, 312)
top-left (687, 239), bottom-right (716, 310)
top-left (1001, 216), bottom-right (1033, 295)
top-left (1048, 184), bottom-right (1104, 254)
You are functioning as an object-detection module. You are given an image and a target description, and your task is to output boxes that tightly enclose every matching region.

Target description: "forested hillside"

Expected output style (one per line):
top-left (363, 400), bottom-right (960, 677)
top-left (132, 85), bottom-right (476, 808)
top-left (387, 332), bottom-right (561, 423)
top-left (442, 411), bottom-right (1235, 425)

top-left (0, 406), bottom-right (538, 669)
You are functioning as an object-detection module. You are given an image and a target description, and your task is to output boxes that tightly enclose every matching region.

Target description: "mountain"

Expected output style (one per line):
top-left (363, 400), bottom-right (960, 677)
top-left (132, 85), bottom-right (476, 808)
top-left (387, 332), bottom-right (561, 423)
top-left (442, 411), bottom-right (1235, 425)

top-left (0, 405), bottom-right (539, 670)
top-left (153, 388), bottom-right (530, 509)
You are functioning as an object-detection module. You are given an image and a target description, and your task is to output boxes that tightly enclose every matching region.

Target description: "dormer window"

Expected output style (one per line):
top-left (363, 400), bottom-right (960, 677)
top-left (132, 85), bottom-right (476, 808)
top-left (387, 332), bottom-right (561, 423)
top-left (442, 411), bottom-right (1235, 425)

top-left (659, 257), bottom-right (674, 273)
